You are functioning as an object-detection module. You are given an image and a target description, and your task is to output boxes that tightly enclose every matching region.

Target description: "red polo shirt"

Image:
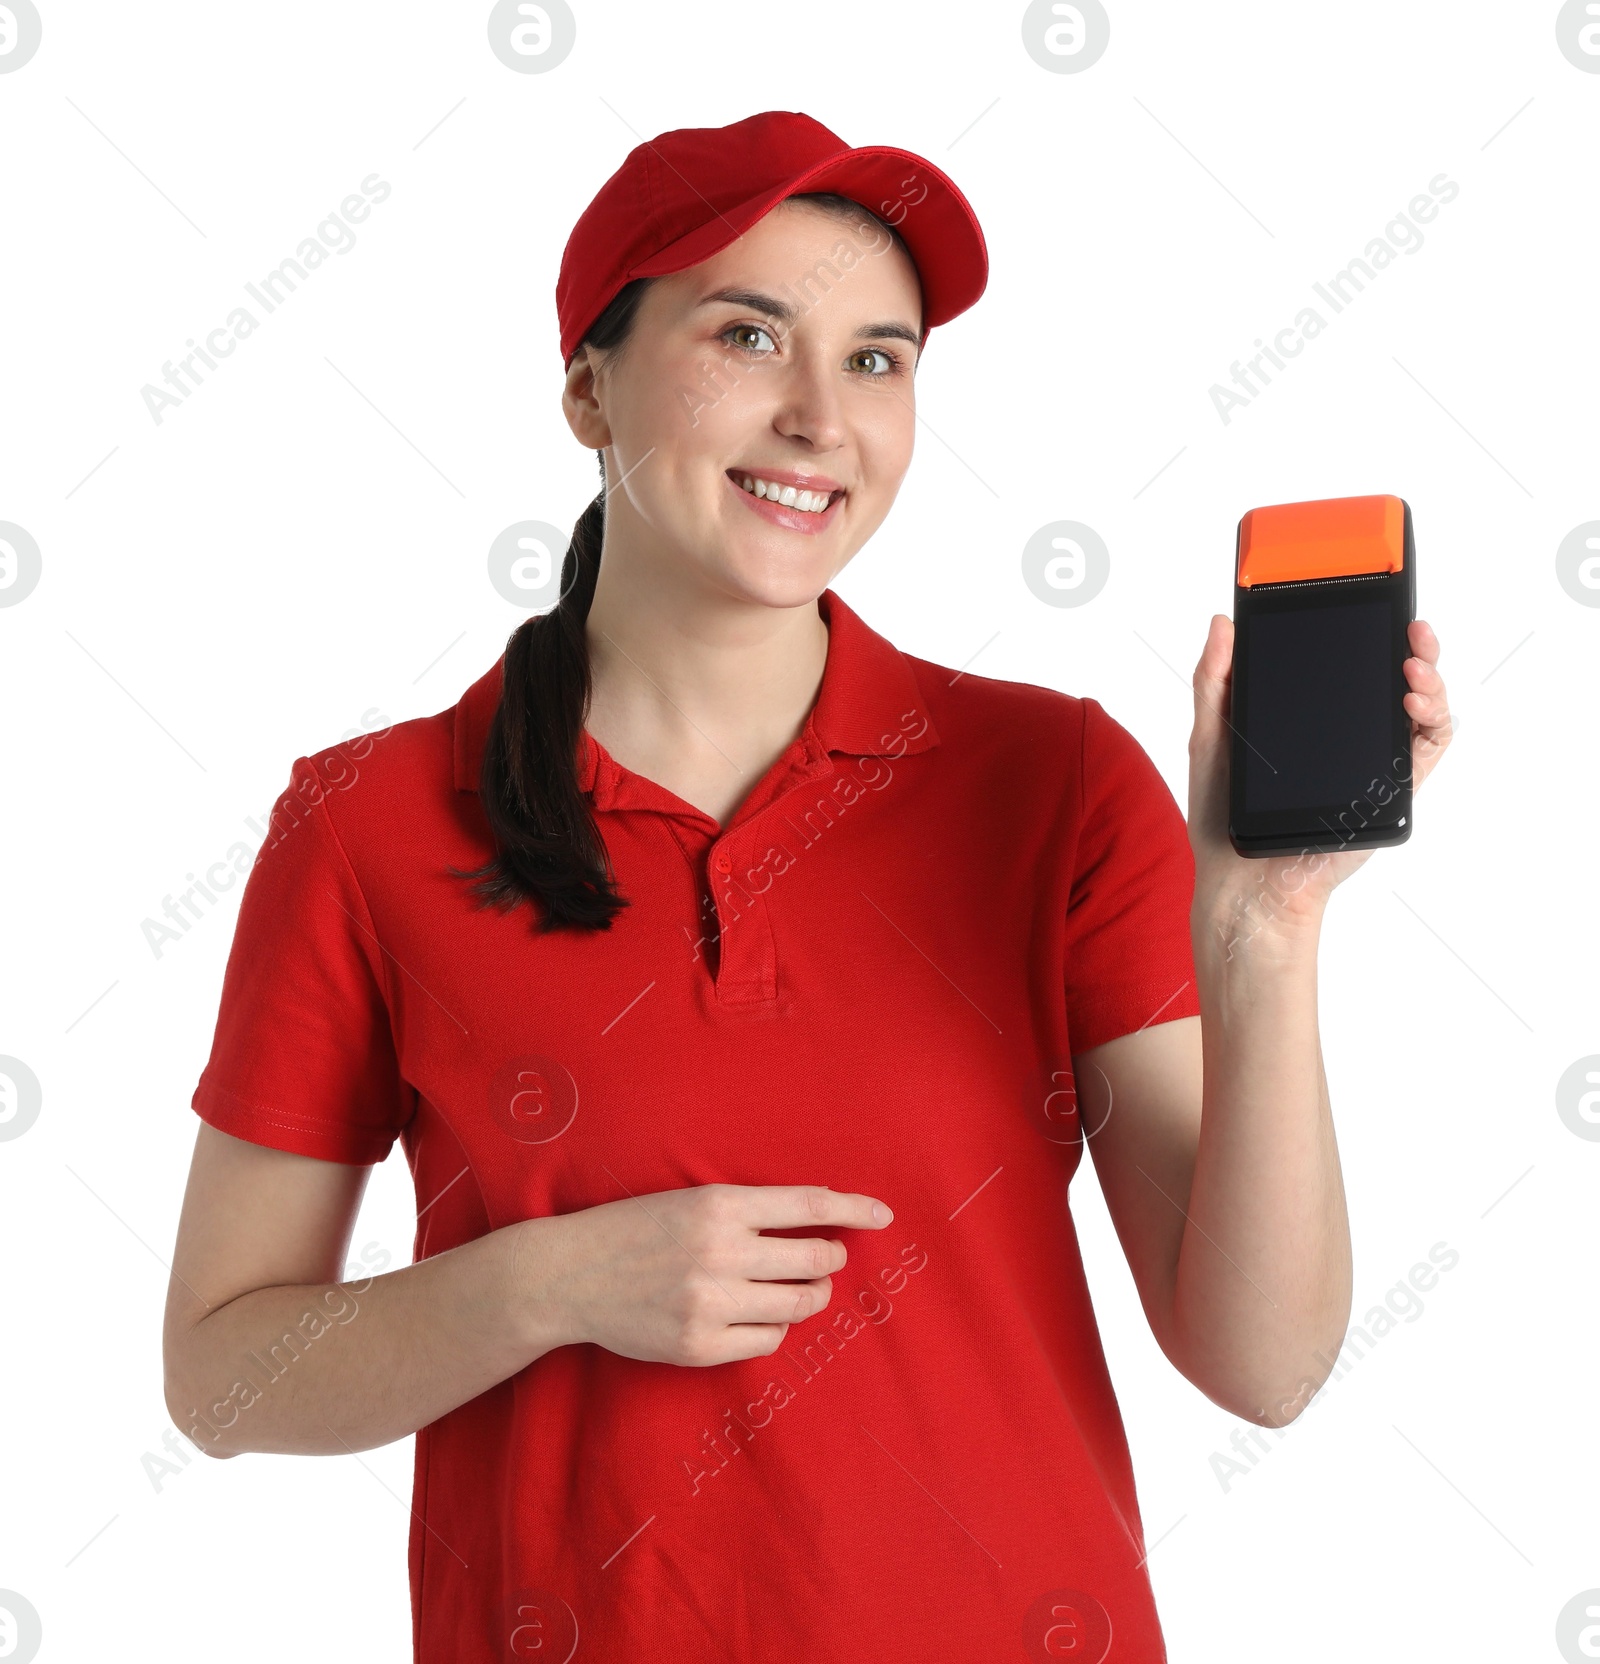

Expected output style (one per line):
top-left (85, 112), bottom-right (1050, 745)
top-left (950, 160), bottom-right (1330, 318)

top-left (190, 586), bottom-right (1202, 1662)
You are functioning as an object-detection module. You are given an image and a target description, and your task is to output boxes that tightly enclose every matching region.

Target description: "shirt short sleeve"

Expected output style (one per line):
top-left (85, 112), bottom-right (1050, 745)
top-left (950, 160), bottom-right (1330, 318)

top-left (1063, 697), bottom-right (1203, 1056)
top-left (190, 755), bottom-right (413, 1164)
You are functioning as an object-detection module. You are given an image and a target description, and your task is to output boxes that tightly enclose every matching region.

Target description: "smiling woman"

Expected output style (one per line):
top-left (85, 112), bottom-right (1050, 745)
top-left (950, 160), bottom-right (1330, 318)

top-left (165, 105), bottom-right (1453, 1664)
top-left (463, 185), bottom-right (930, 903)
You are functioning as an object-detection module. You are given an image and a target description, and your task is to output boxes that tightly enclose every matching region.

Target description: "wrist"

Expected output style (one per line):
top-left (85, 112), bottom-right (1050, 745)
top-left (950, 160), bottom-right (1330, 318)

top-left (1193, 885), bottom-right (1325, 971)
top-left (505, 1214), bottom-right (581, 1358)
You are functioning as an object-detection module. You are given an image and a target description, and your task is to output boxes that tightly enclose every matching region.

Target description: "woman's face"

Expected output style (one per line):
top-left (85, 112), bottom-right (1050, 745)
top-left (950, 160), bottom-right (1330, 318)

top-left (564, 199), bottom-right (923, 608)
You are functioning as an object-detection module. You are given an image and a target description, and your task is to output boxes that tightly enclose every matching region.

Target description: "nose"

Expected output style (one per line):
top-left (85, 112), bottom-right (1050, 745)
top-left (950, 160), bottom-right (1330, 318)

top-left (770, 343), bottom-right (846, 454)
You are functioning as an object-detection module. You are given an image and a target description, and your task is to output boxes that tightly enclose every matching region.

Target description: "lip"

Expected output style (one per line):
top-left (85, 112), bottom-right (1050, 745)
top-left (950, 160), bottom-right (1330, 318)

top-left (725, 470), bottom-right (844, 535)
top-left (728, 465), bottom-right (844, 494)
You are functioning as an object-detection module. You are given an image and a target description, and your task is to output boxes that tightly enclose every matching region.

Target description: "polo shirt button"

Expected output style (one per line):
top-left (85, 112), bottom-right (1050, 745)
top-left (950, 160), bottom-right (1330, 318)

top-left (712, 851), bottom-right (732, 874)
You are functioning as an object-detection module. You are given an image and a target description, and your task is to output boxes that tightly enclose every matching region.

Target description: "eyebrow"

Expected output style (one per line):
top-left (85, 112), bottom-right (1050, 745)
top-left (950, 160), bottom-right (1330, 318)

top-left (696, 286), bottom-right (922, 351)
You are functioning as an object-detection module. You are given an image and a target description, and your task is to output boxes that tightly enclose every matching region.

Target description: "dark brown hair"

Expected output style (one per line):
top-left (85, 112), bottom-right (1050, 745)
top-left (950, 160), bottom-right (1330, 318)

top-left (454, 193), bottom-right (920, 933)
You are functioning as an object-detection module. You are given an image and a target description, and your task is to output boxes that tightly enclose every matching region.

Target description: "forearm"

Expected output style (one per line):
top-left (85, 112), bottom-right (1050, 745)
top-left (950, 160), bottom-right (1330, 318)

top-left (1167, 905), bottom-right (1353, 1424)
top-left (167, 1215), bottom-right (568, 1458)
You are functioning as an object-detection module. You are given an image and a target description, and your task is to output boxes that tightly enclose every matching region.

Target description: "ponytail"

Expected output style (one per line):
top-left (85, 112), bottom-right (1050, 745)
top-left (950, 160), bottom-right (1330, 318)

top-left (456, 191), bottom-right (917, 935)
top-left (454, 467), bottom-right (630, 933)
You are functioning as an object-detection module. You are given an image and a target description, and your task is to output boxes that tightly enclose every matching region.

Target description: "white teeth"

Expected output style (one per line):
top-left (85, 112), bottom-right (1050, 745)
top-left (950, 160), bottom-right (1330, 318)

top-left (737, 474), bottom-right (836, 515)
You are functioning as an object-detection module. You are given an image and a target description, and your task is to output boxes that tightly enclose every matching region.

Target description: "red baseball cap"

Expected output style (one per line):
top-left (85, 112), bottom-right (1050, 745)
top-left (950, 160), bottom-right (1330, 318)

top-left (556, 109), bottom-right (988, 368)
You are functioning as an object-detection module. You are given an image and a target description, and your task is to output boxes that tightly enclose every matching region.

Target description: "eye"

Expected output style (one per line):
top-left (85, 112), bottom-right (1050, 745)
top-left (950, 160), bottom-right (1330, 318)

top-left (721, 322), bottom-right (777, 356)
top-left (848, 347), bottom-right (902, 377)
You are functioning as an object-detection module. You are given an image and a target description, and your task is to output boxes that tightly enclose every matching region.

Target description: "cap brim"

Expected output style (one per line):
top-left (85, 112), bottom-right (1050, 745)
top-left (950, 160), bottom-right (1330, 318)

top-left (628, 144), bottom-right (987, 342)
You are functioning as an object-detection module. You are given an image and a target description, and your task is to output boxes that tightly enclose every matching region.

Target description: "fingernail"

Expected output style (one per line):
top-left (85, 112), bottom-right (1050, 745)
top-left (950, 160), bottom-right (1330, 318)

top-left (872, 1202), bottom-right (893, 1225)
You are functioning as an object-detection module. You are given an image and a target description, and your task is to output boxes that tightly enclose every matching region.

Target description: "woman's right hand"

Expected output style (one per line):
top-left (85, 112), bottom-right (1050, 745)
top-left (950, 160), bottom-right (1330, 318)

top-left (521, 1183), bottom-right (894, 1367)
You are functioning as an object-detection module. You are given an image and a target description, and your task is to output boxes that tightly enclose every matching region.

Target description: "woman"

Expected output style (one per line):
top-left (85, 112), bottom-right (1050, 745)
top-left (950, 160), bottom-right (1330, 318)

top-left (164, 110), bottom-right (1453, 1661)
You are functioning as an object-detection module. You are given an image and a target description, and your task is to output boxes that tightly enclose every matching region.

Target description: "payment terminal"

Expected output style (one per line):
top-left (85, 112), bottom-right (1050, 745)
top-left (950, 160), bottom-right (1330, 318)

top-left (1228, 493), bottom-right (1416, 858)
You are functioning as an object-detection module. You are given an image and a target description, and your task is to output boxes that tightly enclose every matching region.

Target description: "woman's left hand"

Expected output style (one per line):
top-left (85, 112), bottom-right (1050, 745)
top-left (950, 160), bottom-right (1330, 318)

top-left (1187, 614), bottom-right (1454, 942)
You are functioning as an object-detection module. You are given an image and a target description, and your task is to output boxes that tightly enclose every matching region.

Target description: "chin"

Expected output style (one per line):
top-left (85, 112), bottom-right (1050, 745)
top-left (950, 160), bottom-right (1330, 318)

top-left (713, 549), bottom-right (841, 612)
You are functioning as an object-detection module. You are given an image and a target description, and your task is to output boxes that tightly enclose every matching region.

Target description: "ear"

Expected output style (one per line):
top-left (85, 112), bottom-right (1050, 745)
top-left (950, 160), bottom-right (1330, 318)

top-left (561, 348), bottom-right (611, 449)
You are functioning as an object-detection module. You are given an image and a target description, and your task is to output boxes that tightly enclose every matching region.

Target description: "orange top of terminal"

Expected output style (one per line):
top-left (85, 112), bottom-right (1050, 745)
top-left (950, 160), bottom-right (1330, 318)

top-left (1237, 494), bottom-right (1406, 587)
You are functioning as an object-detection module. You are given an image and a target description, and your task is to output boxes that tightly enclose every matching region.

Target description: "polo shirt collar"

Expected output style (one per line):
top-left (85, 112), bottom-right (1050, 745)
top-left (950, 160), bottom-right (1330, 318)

top-left (452, 586), bottom-right (940, 797)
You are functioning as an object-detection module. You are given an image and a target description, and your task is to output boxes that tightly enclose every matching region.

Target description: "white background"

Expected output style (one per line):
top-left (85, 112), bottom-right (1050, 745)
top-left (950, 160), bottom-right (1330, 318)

top-left (1, 2), bottom-right (1595, 1660)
